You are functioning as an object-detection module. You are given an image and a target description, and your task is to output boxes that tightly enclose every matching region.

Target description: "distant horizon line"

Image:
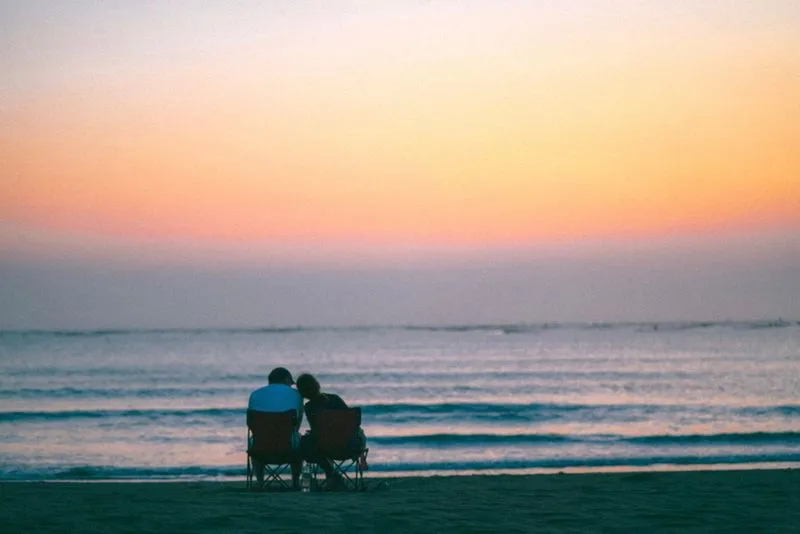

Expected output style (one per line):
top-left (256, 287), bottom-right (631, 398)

top-left (2, 318), bottom-right (797, 335)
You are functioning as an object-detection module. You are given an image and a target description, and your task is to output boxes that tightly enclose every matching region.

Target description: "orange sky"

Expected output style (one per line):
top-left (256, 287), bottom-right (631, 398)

top-left (2, 2), bottom-right (799, 255)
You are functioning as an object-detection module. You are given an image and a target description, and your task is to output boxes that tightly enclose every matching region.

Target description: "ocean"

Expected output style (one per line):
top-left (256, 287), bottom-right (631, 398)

top-left (1, 321), bottom-right (799, 481)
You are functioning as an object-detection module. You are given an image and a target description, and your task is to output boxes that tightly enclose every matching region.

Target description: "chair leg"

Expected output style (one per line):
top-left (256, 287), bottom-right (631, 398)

top-left (246, 455), bottom-right (252, 490)
top-left (262, 463), bottom-right (293, 490)
top-left (327, 458), bottom-right (366, 491)
top-left (358, 449), bottom-right (368, 491)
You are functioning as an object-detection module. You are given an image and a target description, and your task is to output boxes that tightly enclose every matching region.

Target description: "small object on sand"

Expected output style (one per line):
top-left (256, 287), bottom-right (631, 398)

top-left (373, 481), bottom-right (390, 492)
top-left (301, 464), bottom-right (312, 493)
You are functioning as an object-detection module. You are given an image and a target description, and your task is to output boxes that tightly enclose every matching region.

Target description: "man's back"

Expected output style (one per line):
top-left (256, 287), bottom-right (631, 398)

top-left (249, 384), bottom-right (303, 422)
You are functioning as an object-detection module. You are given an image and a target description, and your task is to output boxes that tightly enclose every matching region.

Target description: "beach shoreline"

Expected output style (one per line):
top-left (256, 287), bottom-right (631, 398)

top-left (5, 459), bottom-right (800, 483)
top-left (2, 468), bottom-right (798, 533)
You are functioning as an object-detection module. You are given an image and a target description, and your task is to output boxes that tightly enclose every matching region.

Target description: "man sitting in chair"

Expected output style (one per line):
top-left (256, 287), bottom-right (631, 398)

top-left (248, 367), bottom-right (303, 489)
top-left (296, 373), bottom-right (367, 490)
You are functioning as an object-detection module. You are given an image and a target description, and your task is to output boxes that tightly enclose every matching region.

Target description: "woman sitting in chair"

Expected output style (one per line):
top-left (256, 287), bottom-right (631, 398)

top-left (296, 373), bottom-right (366, 490)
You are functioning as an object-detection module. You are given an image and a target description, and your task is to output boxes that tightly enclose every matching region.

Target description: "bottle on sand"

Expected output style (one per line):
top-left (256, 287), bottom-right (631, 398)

top-left (301, 463), bottom-right (312, 493)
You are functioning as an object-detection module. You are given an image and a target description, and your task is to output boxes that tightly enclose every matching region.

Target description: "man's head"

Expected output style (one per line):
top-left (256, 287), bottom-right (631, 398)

top-left (296, 373), bottom-right (321, 399)
top-left (267, 367), bottom-right (294, 386)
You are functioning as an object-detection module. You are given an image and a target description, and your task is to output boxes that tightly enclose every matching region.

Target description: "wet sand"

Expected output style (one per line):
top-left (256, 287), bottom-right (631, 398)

top-left (2, 469), bottom-right (798, 533)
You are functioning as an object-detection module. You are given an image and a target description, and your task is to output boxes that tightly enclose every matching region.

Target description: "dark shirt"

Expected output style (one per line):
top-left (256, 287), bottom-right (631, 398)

top-left (304, 393), bottom-right (348, 431)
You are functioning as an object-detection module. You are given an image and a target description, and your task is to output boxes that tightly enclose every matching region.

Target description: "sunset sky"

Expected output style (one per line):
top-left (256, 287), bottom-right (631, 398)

top-left (1, 1), bottom-right (799, 329)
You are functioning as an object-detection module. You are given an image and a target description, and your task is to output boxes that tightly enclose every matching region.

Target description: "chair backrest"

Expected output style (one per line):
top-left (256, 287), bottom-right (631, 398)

top-left (247, 409), bottom-right (296, 455)
top-left (315, 407), bottom-right (362, 459)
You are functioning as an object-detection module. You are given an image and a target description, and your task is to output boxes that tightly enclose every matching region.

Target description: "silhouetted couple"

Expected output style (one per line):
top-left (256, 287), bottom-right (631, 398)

top-left (247, 367), bottom-right (365, 490)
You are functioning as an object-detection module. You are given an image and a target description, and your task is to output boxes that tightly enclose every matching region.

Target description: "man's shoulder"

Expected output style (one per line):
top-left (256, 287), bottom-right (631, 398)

top-left (249, 384), bottom-right (300, 406)
top-left (250, 383), bottom-right (297, 394)
top-left (248, 384), bottom-right (274, 400)
top-left (272, 384), bottom-right (301, 397)
top-left (249, 384), bottom-right (270, 396)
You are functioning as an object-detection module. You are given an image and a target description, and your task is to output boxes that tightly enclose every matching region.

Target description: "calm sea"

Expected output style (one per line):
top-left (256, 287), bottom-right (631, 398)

top-left (1, 321), bottom-right (799, 480)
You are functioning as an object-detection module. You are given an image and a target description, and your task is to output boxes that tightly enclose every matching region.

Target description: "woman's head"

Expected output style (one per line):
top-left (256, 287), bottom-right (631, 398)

top-left (296, 373), bottom-right (321, 399)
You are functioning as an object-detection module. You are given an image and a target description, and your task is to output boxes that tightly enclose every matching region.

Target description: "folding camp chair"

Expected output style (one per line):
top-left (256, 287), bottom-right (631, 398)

top-left (313, 407), bottom-right (369, 491)
top-left (246, 409), bottom-right (298, 491)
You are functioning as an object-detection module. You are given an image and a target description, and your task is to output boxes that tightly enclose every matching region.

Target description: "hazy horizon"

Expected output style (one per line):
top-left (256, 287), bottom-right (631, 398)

top-left (2, 226), bottom-right (797, 331)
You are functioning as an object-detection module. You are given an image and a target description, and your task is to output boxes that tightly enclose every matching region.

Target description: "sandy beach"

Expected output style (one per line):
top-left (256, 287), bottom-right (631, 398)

top-left (2, 469), bottom-right (798, 533)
